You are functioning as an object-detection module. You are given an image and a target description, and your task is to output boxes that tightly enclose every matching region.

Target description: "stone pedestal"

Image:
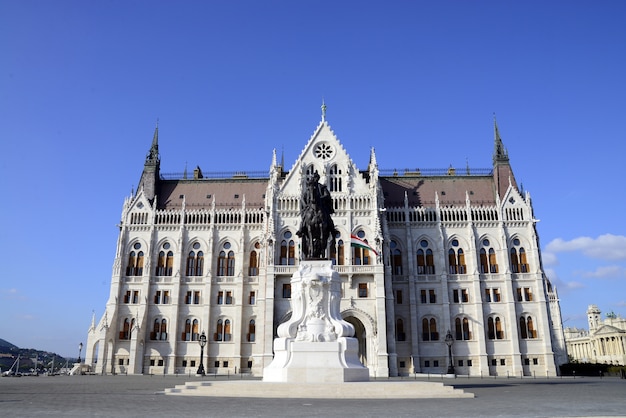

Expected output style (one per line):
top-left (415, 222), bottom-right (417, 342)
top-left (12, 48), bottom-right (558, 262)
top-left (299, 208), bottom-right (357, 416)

top-left (263, 260), bottom-right (369, 383)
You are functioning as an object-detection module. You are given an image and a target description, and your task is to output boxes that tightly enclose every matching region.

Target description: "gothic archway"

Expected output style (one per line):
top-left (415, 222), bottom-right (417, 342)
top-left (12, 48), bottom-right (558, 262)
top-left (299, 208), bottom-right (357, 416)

top-left (343, 316), bottom-right (367, 366)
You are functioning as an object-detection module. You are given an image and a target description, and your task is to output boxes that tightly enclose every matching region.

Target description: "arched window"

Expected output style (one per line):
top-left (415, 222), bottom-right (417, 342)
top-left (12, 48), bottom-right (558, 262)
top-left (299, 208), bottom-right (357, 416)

top-left (196, 251), bottom-right (204, 276)
top-left (182, 318), bottom-right (199, 341)
top-left (247, 319), bottom-right (256, 342)
top-left (330, 233), bottom-right (345, 266)
top-left (448, 239), bottom-right (466, 274)
top-left (455, 317), bottom-right (472, 340)
top-left (119, 318), bottom-right (131, 340)
top-left (329, 164), bottom-right (342, 192)
top-left (127, 243), bottom-right (144, 276)
top-left (218, 251), bottom-right (227, 276)
top-left (226, 251), bottom-right (235, 276)
top-left (417, 240), bottom-right (435, 274)
top-left (422, 317), bottom-right (439, 341)
top-left (510, 238), bottom-right (529, 273)
top-left (352, 231), bottom-right (372, 265)
top-left (279, 232), bottom-right (295, 265)
top-left (487, 316), bottom-right (504, 340)
top-left (249, 247), bottom-right (259, 276)
top-left (186, 243), bottom-right (204, 276)
top-left (215, 319), bottom-right (232, 342)
top-left (192, 319), bottom-right (199, 341)
top-left (479, 239), bottom-right (498, 273)
top-left (390, 240), bottom-right (402, 275)
top-left (186, 251), bottom-right (196, 276)
top-left (151, 318), bottom-right (167, 341)
top-left (155, 244), bottom-right (173, 276)
top-left (396, 318), bottom-right (406, 341)
top-left (520, 315), bottom-right (537, 339)
top-left (126, 252), bottom-right (136, 276)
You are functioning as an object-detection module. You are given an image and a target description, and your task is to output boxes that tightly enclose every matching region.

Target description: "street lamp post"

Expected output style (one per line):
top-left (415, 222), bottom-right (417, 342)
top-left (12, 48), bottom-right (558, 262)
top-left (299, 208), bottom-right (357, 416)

top-left (444, 330), bottom-right (455, 375)
top-left (78, 342), bottom-right (83, 364)
top-left (197, 331), bottom-right (207, 376)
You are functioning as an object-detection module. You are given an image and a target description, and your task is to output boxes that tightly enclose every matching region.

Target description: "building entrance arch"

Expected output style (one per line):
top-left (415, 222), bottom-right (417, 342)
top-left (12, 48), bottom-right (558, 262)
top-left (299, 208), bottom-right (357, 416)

top-left (343, 315), bottom-right (368, 367)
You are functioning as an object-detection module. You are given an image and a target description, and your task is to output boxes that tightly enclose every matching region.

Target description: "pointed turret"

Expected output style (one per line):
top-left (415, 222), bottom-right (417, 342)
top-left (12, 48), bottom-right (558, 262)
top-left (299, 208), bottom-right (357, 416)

top-left (491, 115), bottom-right (518, 198)
top-left (493, 115), bottom-right (509, 164)
top-left (137, 123), bottom-right (161, 202)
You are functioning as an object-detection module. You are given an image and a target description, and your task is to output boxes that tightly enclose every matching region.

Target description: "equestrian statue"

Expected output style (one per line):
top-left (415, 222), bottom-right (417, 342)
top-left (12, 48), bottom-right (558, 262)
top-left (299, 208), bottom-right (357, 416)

top-left (296, 172), bottom-right (337, 260)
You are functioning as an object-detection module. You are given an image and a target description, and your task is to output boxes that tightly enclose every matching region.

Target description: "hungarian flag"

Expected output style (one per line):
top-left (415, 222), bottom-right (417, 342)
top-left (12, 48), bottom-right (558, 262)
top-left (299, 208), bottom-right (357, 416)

top-left (350, 234), bottom-right (378, 256)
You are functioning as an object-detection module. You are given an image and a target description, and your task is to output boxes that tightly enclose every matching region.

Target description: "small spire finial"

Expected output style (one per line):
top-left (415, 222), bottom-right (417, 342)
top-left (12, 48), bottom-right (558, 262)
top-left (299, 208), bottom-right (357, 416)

top-left (321, 99), bottom-right (327, 122)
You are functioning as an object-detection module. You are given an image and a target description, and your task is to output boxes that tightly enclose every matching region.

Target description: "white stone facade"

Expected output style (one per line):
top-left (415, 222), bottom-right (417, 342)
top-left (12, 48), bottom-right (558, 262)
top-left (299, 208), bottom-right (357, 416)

top-left (564, 305), bottom-right (626, 365)
top-left (85, 116), bottom-right (567, 377)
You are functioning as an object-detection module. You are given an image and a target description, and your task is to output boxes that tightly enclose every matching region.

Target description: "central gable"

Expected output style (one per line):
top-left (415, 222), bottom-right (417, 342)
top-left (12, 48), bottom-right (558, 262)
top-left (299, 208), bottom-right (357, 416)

top-left (279, 120), bottom-right (368, 195)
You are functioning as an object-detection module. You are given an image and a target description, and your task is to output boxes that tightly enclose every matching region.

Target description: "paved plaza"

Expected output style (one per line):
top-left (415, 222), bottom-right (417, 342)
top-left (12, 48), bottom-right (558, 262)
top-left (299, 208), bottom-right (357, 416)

top-left (0, 374), bottom-right (624, 417)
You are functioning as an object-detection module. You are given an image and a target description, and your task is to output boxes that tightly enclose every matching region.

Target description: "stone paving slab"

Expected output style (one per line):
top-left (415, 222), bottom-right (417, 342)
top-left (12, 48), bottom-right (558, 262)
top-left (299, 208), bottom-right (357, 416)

top-left (0, 374), bottom-right (625, 417)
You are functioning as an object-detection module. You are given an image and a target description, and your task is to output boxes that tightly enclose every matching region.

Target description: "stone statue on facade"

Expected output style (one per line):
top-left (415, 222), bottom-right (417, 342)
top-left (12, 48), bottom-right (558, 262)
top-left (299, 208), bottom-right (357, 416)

top-left (297, 172), bottom-right (337, 260)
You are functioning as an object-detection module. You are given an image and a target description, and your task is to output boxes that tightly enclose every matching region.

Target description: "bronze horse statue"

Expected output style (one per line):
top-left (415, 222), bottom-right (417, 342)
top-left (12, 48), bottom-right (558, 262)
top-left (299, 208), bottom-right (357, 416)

top-left (297, 173), bottom-right (336, 260)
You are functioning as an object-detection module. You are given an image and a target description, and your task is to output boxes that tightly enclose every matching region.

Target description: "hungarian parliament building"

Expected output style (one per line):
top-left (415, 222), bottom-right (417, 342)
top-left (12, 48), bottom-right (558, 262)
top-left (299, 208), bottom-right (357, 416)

top-left (85, 112), bottom-right (568, 377)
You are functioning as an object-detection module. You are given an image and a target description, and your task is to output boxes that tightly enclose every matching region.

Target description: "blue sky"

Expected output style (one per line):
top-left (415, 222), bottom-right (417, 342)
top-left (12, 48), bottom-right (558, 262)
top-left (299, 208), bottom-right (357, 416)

top-left (1, 1), bottom-right (625, 357)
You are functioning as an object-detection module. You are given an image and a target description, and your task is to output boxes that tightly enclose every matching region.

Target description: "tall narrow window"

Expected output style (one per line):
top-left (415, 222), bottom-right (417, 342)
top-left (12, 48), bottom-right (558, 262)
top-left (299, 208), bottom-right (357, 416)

top-left (192, 319), bottom-right (199, 341)
top-left (487, 317), bottom-right (495, 340)
top-left (329, 164), bottom-right (342, 192)
top-left (455, 317), bottom-right (472, 340)
top-left (396, 318), bottom-right (406, 341)
top-left (280, 240), bottom-right (288, 265)
top-left (120, 318), bottom-right (130, 340)
top-left (165, 251), bottom-right (174, 276)
top-left (519, 317), bottom-right (528, 339)
top-left (448, 240), bottom-right (466, 274)
top-left (186, 251), bottom-right (196, 276)
top-left (429, 289), bottom-right (436, 303)
top-left (218, 251), bottom-right (227, 276)
top-left (352, 231), bottom-right (372, 265)
top-left (249, 248), bottom-right (259, 276)
top-left (224, 319), bottom-right (232, 341)
top-left (217, 291), bottom-right (224, 304)
top-left (480, 239), bottom-right (498, 273)
top-left (390, 240), bottom-right (402, 275)
top-left (495, 317), bottom-right (503, 339)
top-left (330, 234), bottom-right (345, 266)
top-left (524, 287), bottom-right (533, 301)
top-left (183, 319), bottom-right (191, 341)
top-left (136, 252), bottom-right (144, 276)
top-left (510, 238), bottom-right (529, 273)
top-left (247, 319), bottom-right (256, 342)
top-left (249, 291), bottom-right (256, 305)
top-left (127, 252), bottom-right (137, 276)
top-left (157, 251), bottom-right (166, 276)
top-left (193, 291), bottom-right (200, 304)
top-left (215, 319), bottom-right (223, 341)
top-left (358, 283), bottom-right (368, 298)
top-left (226, 251), bottom-right (235, 276)
top-left (225, 291), bottom-right (233, 304)
top-left (282, 283), bottom-right (291, 298)
top-left (488, 249), bottom-right (498, 273)
top-left (420, 289), bottom-right (427, 303)
top-left (422, 318), bottom-right (438, 341)
top-left (417, 240), bottom-right (435, 274)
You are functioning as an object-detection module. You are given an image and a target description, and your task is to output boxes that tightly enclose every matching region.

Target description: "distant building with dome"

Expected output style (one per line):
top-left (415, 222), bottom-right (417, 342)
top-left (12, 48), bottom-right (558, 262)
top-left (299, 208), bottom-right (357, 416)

top-left (85, 109), bottom-right (567, 377)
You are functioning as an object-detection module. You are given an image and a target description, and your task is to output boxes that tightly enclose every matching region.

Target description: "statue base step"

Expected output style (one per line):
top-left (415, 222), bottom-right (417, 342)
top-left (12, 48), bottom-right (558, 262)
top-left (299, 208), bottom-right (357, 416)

top-left (263, 338), bottom-right (369, 383)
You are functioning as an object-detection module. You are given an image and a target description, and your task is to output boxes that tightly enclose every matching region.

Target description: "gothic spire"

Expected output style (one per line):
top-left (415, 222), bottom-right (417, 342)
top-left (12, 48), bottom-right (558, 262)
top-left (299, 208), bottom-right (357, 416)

top-left (493, 114), bottom-right (509, 163)
top-left (145, 121), bottom-right (160, 166)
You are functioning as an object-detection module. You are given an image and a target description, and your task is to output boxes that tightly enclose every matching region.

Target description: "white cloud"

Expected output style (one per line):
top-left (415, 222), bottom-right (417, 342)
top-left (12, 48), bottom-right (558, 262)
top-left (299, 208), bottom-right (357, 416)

top-left (541, 252), bottom-right (559, 267)
top-left (580, 265), bottom-right (626, 279)
top-left (545, 234), bottom-right (626, 261)
top-left (544, 269), bottom-right (585, 292)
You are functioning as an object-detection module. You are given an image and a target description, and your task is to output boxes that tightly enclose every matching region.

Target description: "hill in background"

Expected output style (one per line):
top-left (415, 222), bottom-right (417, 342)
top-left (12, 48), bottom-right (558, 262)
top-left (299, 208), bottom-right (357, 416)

top-left (0, 338), bottom-right (69, 374)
